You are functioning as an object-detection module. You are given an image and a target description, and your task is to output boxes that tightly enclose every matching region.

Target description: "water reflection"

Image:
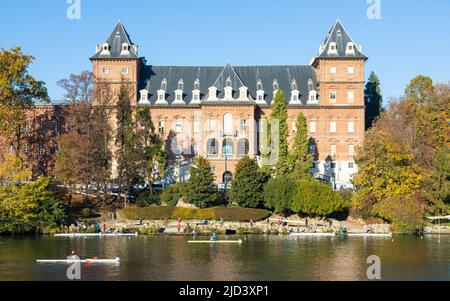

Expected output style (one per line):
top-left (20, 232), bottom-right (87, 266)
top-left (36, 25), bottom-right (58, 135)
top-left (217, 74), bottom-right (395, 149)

top-left (0, 235), bottom-right (449, 281)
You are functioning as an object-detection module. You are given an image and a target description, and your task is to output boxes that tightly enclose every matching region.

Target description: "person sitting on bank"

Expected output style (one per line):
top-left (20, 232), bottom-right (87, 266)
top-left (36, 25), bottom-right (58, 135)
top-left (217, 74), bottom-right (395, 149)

top-left (210, 233), bottom-right (217, 241)
top-left (184, 223), bottom-right (192, 234)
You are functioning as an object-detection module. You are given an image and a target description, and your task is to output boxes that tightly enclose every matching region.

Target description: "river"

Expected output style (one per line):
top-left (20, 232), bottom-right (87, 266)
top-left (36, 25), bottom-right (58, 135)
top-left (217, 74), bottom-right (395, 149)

top-left (0, 234), bottom-right (449, 281)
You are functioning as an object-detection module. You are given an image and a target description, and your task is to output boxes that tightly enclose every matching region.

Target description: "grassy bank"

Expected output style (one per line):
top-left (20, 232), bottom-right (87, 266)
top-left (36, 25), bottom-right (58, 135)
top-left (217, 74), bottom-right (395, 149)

top-left (120, 206), bottom-right (272, 222)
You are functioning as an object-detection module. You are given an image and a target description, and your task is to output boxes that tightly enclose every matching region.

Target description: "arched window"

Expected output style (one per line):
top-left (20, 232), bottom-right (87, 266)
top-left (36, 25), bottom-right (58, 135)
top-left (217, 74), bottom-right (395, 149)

top-left (223, 113), bottom-right (233, 136)
top-left (207, 138), bottom-right (219, 158)
top-left (223, 171), bottom-right (233, 184)
top-left (222, 139), bottom-right (234, 159)
top-left (238, 138), bottom-right (249, 158)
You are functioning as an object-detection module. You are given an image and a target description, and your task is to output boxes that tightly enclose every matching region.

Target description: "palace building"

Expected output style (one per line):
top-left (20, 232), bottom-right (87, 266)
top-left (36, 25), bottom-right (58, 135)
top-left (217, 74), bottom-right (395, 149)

top-left (90, 19), bottom-right (367, 189)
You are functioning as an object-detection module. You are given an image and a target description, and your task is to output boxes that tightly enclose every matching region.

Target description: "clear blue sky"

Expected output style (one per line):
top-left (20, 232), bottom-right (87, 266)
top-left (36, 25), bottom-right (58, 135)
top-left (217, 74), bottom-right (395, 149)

top-left (1, 0), bottom-right (449, 104)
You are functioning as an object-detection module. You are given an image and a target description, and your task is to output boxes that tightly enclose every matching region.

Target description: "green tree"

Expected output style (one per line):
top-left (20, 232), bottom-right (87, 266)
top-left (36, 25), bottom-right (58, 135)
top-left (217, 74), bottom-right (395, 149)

top-left (364, 71), bottom-right (383, 130)
top-left (287, 113), bottom-right (313, 179)
top-left (229, 155), bottom-right (265, 208)
top-left (184, 156), bottom-right (217, 208)
top-left (135, 107), bottom-right (167, 189)
top-left (291, 178), bottom-right (347, 216)
top-left (270, 90), bottom-right (289, 176)
top-left (115, 82), bottom-right (141, 207)
top-left (404, 75), bottom-right (436, 106)
top-left (263, 175), bottom-right (296, 214)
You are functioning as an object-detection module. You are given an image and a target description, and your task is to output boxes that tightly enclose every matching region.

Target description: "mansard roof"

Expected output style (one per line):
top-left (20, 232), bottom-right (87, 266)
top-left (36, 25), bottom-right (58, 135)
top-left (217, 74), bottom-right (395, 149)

top-left (317, 20), bottom-right (367, 60)
top-left (91, 22), bottom-right (139, 60)
top-left (139, 64), bottom-right (318, 106)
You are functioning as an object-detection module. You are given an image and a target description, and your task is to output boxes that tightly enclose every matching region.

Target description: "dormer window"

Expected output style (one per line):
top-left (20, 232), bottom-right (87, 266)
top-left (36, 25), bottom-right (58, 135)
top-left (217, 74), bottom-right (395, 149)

top-left (121, 43), bottom-right (130, 55)
top-left (208, 86), bottom-right (218, 101)
top-left (346, 42), bottom-right (355, 55)
top-left (191, 79), bottom-right (201, 104)
top-left (328, 42), bottom-right (338, 55)
top-left (308, 90), bottom-right (318, 104)
top-left (101, 43), bottom-right (110, 55)
top-left (239, 86), bottom-right (248, 100)
top-left (139, 90), bottom-right (149, 104)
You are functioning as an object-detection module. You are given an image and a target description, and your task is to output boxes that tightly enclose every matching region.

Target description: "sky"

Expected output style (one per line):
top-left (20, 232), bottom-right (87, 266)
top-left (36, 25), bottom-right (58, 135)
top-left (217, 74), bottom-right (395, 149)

top-left (1, 0), bottom-right (449, 105)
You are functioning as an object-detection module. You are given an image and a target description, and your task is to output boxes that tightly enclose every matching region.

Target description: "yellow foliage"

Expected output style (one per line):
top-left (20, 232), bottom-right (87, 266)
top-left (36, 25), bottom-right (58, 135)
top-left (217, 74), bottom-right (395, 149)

top-left (0, 154), bottom-right (32, 182)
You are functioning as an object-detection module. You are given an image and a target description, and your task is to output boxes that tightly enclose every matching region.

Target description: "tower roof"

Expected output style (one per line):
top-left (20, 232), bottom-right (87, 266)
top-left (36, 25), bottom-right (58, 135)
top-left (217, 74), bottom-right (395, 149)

top-left (317, 20), bottom-right (367, 60)
top-left (91, 22), bottom-right (139, 60)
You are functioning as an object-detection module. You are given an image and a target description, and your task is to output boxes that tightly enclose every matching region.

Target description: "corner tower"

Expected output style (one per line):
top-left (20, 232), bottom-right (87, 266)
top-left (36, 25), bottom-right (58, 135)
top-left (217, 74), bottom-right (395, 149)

top-left (91, 22), bottom-right (142, 106)
top-left (312, 20), bottom-right (368, 107)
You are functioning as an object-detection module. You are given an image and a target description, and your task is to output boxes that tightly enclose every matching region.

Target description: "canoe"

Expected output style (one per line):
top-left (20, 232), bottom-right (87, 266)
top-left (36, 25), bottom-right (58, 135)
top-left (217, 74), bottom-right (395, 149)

top-left (346, 233), bottom-right (393, 237)
top-left (36, 257), bottom-right (120, 264)
top-left (290, 232), bottom-right (336, 237)
top-left (54, 233), bottom-right (138, 237)
top-left (188, 240), bottom-right (243, 244)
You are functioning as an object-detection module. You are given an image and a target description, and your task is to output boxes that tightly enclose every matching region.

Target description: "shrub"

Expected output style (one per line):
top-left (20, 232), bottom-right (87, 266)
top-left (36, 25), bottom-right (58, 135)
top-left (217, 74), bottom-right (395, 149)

top-left (291, 178), bottom-right (347, 216)
top-left (81, 208), bottom-right (91, 217)
top-left (136, 190), bottom-right (161, 207)
top-left (120, 206), bottom-right (271, 222)
top-left (263, 175), bottom-right (296, 214)
top-left (184, 157), bottom-right (218, 208)
top-left (160, 182), bottom-right (186, 207)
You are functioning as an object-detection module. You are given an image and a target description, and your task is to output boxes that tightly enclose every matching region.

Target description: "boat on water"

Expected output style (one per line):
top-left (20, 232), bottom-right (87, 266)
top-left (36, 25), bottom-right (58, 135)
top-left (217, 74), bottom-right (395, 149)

top-left (290, 232), bottom-right (336, 237)
top-left (36, 257), bottom-right (120, 264)
top-left (188, 239), bottom-right (243, 244)
top-left (54, 233), bottom-right (138, 237)
top-left (345, 233), bottom-right (393, 237)
top-left (290, 232), bottom-right (392, 237)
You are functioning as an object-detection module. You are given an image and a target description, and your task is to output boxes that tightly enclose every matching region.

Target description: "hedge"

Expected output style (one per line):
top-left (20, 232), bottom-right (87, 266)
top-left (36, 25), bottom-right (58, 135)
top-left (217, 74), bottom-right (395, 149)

top-left (120, 206), bottom-right (271, 222)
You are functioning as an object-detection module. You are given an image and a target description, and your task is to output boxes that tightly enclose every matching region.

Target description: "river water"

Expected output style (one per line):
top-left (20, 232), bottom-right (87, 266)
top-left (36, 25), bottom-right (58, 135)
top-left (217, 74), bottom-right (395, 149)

top-left (0, 234), bottom-right (449, 281)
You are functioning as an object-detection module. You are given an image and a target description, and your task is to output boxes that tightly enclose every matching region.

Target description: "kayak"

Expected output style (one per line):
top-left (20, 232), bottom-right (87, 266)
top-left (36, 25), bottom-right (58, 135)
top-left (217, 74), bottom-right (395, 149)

top-left (36, 257), bottom-right (120, 264)
top-left (188, 240), bottom-right (243, 244)
top-left (346, 233), bottom-right (393, 237)
top-left (54, 233), bottom-right (138, 237)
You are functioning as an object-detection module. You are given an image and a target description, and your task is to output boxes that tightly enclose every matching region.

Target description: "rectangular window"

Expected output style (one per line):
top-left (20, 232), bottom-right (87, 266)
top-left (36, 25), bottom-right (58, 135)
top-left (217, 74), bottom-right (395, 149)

top-left (39, 144), bottom-right (45, 156)
top-left (330, 144), bottom-right (337, 156)
top-left (309, 144), bottom-right (316, 155)
top-left (292, 121), bottom-right (297, 133)
top-left (330, 67), bottom-right (337, 74)
top-left (348, 144), bottom-right (355, 156)
top-left (24, 122), bottom-right (30, 132)
top-left (310, 121), bottom-right (316, 133)
top-left (121, 67), bottom-right (129, 75)
top-left (292, 95), bottom-right (298, 101)
top-left (193, 94), bottom-right (199, 101)
top-left (158, 121), bottom-right (165, 134)
top-left (176, 121), bottom-right (182, 133)
top-left (209, 120), bottom-right (216, 131)
top-left (348, 66), bottom-right (355, 74)
top-left (330, 121), bottom-right (337, 133)
top-left (240, 119), bottom-right (247, 131)
top-left (348, 162), bottom-right (354, 169)
top-left (331, 163), bottom-right (336, 169)
top-left (101, 67), bottom-right (109, 75)
top-left (158, 93), bottom-right (164, 101)
top-left (330, 91), bottom-right (337, 103)
top-left (347, 90), bottom-right (355, 103)
top-left (53, 120), bottom-right (59, 133)
top-left (176, 94), bottom-right (182, 101)
top-left (193, 121), bottom-right (200, 134)
top-left (348, 121), bottom-right (355, 133)
top-left (258, 94), bottom-right (263, 101)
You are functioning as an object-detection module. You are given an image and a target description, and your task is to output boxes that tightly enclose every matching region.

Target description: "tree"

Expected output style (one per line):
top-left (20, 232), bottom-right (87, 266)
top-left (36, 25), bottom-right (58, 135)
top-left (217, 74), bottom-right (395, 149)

top-left (229, 155), bottom-right (265, 208)
top-left (263, 175), bottom-right (296, 214)
top-left (55, 72), bottom-right (112, 207)
top-left (424, 152), bottom-right (450, 216)
top-left (270, 90), bottom-right (289, 176)
top-left (135, 106), bottom-right (167, 190)
top-left (0, 47), bottom-right (49, 158)
top-left (184, 156), bottom-right (217, 208)
top-left (115, 82), bottom-right (141, 207)
top-left (291, 178), bottom-right (347, 217)
top-left (287, 113), bottom-right (313, 179)
top-left (404, 75), bottom-right (435, 106)
top-left (364, 71), bottom-right (383, 130)
top-left (0, 177), bottom-right (66, 234)
top-left (0, 154), bottom-right (32, 183)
